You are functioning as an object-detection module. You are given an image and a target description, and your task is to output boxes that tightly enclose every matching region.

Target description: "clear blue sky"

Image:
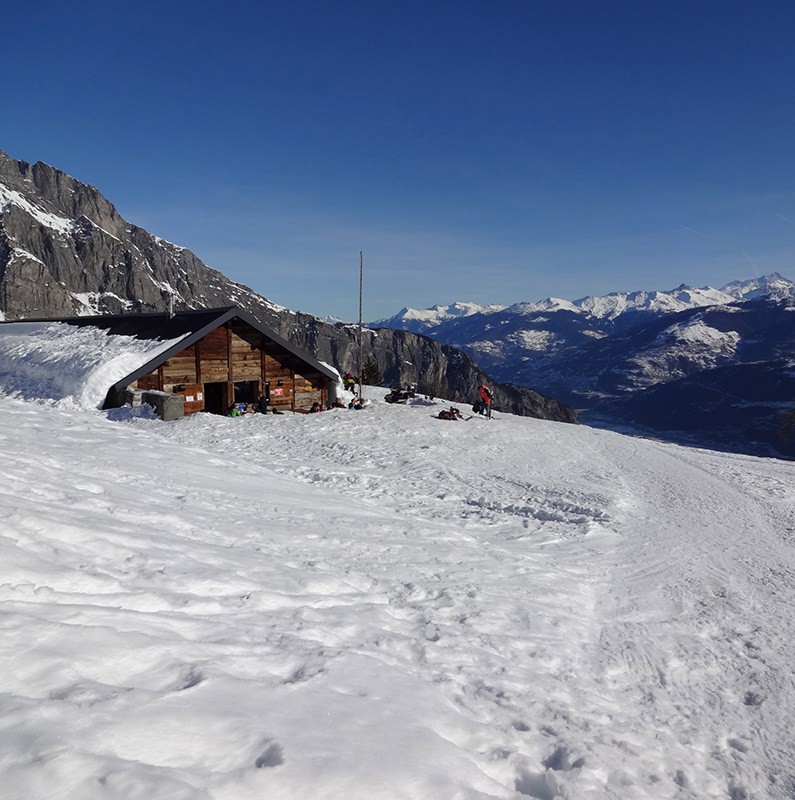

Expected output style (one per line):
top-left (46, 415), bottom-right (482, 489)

top-left (4, 0), bottom-right (795, 321)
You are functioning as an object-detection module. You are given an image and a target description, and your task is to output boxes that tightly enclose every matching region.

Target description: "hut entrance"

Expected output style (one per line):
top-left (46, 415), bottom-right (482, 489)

top-left (203, 381), bottom-right (259, 415)
top-left (234, 380), bottom-right (259, 407)
top-left (203, 381), bottom-right (228, 415)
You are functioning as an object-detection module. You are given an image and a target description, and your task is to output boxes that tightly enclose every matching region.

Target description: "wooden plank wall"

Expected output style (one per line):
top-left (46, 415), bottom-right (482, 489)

top-left (264, 352), bottom-right (294, 408)
top-left (180, 383), bottom-right (205, 415)
top-left (230, 326), bottom-right (263, 381)
top-left (161, 344), bottom-right (198, 386)
top-left (137, 372), bottom-right (160, 392)
top-left (295, 370), bottom-right (324, 408)
top-left (131, 319), bottom-right (327, 414)
top-left (199, 328), bottom-right (230, 384)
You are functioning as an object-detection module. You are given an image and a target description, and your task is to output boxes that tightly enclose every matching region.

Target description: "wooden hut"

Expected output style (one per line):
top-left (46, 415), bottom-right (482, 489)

top-left (57, 307), bottom-right (338, 415)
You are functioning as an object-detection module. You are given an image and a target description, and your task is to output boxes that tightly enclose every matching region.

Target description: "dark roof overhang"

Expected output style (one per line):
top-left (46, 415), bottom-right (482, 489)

top-left (1, 307), bottom-right (339, 398)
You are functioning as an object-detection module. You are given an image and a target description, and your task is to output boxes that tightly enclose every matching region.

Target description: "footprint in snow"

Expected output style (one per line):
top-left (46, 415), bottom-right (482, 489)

top-left (255, 740), bottom-right (284, 768)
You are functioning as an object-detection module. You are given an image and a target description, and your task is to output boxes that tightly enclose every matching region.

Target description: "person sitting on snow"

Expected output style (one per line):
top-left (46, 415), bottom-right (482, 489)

top-left (437, 407), bottom-right (465, 421)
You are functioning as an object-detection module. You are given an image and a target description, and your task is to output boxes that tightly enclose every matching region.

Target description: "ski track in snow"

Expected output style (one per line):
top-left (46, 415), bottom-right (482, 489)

top-left (1, 393), bottom-right (795, 799)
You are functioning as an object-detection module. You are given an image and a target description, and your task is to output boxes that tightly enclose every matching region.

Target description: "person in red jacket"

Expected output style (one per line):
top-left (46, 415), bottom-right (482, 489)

top-left (478, 384), bottom-right (493, 419)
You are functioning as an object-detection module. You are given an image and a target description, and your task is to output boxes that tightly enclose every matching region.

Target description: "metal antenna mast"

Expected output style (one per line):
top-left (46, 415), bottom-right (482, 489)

top-left (358, 251), bottom-right (364, 399)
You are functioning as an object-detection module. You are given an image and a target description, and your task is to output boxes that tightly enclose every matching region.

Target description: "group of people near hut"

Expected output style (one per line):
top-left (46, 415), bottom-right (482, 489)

top-left (228, 386), bottom-right (368, 417)
top-left (227, 375), bottom-right (494, 419)
top-left (308, 398), bottom-right (365, 412)
top-left (228, 391), bottom-right (281, 417)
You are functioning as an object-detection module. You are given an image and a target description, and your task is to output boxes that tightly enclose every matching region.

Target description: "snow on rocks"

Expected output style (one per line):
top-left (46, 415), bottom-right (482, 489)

top-left (0, 185), bottom-right (73, 235)
top-left (0, 387), bottom-right (794, 799)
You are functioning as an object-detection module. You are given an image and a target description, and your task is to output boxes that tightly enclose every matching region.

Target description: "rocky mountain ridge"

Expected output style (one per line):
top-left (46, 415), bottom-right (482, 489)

top-left (0, 149), bottom-right (575, 423)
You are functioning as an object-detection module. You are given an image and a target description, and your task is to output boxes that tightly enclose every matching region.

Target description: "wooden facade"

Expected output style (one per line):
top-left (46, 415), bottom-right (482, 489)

top-left (0, 307), bottom-right (338, 419)
top-left (130, 317), bottom-right (329, 415)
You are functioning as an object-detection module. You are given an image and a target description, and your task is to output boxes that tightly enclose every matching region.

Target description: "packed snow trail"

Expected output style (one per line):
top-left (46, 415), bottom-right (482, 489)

top-left (157, 399), bottom-right (795, 799)
top-left (1, 394), bottom-right (794, 799)
top-left (597, 441), bottom-right (795, 798)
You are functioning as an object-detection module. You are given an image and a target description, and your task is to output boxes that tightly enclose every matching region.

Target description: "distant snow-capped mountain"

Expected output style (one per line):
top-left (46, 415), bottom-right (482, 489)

top-left (373, 275), bottom-right (795, 458)
top-left (372, 301), bottom-right (506, 334)
top-left (374, 277), bottom-right (795, 334)
top-left (370, 277), bottom-right (795, 377)
top-left (720, 272), bottom-right (795, 301)
top-left (498, 284), bottom-right (741, 324)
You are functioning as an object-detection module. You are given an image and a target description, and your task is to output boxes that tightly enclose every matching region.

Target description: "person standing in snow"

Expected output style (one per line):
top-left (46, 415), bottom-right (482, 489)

top-left (478, 385), bottom-right (493, 419)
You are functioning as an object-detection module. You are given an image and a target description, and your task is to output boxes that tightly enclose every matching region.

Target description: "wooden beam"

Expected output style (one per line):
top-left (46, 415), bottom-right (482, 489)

top-left (195, 338), bottom-right (202, 385)
top-left (227, 324), bottom-right (234, 407)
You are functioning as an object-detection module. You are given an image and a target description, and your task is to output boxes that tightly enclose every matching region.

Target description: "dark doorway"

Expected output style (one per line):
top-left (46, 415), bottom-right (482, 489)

top-left (234, 380), bottom-right (259, 406)
top-left (204, 381), bottom-right (228, 415)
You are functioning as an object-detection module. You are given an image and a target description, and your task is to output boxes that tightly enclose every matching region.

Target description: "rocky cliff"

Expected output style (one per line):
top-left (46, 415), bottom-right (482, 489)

top-left (0, 149), bottom-right (576, 422)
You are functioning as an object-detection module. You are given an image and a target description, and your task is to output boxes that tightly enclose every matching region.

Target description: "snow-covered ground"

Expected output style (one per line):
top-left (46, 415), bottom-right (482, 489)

top-left (2, 367), bottom-right (795, 798)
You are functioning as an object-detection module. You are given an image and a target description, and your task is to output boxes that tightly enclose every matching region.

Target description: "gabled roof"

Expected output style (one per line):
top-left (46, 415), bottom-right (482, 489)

top-left (3, 307), bottom-right (338, 395)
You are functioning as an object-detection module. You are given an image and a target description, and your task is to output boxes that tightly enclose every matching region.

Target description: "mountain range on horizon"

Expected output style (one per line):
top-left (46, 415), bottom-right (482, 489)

top-left (371, 274), bottom-right (795, 459)
top-left (371, 271), bottom-right (795, 332)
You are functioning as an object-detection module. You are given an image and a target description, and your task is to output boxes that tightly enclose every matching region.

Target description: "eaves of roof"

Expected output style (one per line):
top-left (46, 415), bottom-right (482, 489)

top-left (105, 307), bottom-right (338, 395)
top-left (0, 306), bottom-right (338, 392)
